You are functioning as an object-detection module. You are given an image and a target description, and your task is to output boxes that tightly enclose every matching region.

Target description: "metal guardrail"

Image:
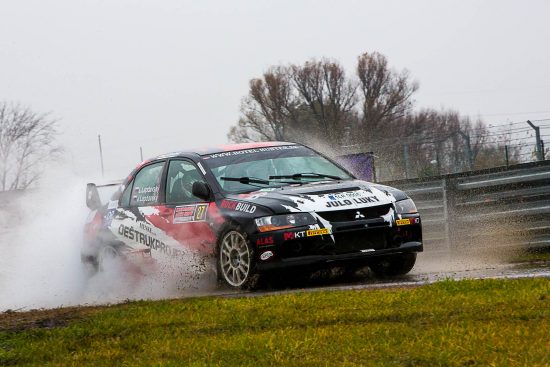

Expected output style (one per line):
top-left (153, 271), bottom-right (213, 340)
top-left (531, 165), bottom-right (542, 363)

top-left (2, 163), bottom-right (549, 253)
top-left (384, 160), bottom-right (550, 253)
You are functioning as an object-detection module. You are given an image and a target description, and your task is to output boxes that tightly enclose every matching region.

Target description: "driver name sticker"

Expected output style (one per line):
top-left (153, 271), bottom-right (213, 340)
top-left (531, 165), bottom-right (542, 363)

top-left (173, 204), bottom-right (208, 223)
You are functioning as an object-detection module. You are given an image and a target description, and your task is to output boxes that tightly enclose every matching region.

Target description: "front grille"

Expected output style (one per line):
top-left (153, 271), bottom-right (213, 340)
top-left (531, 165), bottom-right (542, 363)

top-left (317, 204), bottom-right (392, 222)
top-left (280, 228), bottom-right (392, 259)
top-left (334, 230), bottom-right (387, 254)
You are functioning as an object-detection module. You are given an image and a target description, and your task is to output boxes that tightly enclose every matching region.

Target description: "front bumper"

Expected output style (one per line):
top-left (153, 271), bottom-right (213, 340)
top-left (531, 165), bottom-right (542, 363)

top-left (256, 240), bottom-right (422, 271)
top-left (251, 213), bottom-right (423, 271)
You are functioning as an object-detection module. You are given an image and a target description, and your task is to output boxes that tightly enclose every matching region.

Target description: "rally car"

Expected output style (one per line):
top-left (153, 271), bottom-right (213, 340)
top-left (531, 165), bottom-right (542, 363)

top-left (83, 142), bottom-right (422, 289)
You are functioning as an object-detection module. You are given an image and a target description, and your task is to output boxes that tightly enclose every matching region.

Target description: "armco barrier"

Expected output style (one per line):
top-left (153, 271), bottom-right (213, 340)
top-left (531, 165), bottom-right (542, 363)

top-left (383, 160), bottom-right (550, 253)
top-left (2, 162), bottom-right (549, 253)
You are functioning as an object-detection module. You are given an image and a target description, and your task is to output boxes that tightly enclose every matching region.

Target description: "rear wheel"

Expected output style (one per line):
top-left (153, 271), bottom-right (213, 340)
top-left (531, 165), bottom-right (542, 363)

top-left (369, 253), bottom-right (417, 277)
top-left (97, 245), bottom-right (119, 272)
top-left (218, 227), bottom-right (258, 289)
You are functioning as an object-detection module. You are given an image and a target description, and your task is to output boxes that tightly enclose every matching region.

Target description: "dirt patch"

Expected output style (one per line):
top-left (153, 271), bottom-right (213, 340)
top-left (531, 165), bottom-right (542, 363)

top-left (0, 306), bottom-right (97, 332)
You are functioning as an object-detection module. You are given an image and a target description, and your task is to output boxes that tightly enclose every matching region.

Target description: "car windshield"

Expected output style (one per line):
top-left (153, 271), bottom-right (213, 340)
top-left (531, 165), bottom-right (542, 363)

top-left (202, 145), bottom-right (353, 193)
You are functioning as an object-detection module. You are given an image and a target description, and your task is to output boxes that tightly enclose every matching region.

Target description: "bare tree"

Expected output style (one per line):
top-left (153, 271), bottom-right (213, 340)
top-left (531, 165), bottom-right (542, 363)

top-left (228, 66), bottom-right (300, 143)
top-left (228, 52), bottom-right (515, 180)
top-left (0, 102), bottom-right (59, 191)
top-left (291, 59), bottom-right (358, 150)
top-left (357, 52), bottom-right (418, 142)
top-left (229, 59), bottom-right (358, 152)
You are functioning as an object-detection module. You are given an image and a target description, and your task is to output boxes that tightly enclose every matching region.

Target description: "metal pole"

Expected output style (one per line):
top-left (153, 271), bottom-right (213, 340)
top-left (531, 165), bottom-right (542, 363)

top-left (98, 134), bottom-right (104, 177)
top-left (140, 146), bottom-right (144, 161)
top-left (435, 145), bottom-right (441, 176)
top-left (504, 145), bottom-right (509, 168)
top-left (403, 143), bottom-right (410, 179)
top-left (542, 140), bottom-right (546, 160)
top-left (457, 131), bottom-right (473, 171)
top-left (526, 120), bottom-right (543, 161)
top-left (441, 177), bottom-right (452, 255)
top-left (372, 154), bottom-right (377, 183)
top-left (465, 133), bottom-right (473, 170)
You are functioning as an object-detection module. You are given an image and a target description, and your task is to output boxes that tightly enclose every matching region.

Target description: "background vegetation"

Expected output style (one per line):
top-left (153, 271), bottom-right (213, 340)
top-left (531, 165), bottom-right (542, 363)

top-left (0, 102), bottom-right (59, 192)
top-left (227, 52), bottom-right (526, 181)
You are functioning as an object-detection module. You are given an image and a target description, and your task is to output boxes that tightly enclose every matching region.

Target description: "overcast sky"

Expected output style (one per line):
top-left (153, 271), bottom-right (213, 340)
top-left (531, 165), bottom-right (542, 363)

top-left (1, 0), bottom-right (549, 180)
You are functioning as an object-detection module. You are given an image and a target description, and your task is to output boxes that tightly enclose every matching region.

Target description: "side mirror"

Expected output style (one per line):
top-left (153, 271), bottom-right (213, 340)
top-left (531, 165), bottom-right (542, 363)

top-left (86, 183), bottom-right (102, 210)
top-left (192, 181), bottom-right (211, 201)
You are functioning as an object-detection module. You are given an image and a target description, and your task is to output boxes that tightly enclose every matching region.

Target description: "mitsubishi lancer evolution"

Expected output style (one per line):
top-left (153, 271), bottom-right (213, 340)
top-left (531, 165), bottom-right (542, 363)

top-left (83, 142), bottom-right (422, 289)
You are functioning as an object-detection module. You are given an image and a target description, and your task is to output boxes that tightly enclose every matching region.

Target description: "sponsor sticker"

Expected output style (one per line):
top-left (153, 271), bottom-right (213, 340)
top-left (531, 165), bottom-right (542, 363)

top-left (260, 251), bottom-right (274, 261)
top-left (306, 228), bottom-right (331, 237)
top-left (328, 191), bottom-right (364, 200)
top-left (197, 162), bottom-right (207, 175)
top-left (118, 224), bottom-right (182, 257)
top-left (173, 204), bottom-right (208, 223)
top-left (205, 145), bottom-right (299, 159)
top-left (325, 196), bottom-right (380, 208)
top-left (256, 236), bottom-right (274, 246)
top-left (396, 218), bottom-right (411, 226)
top-left (284, 231), bottom-right (306, 240)
top-left (102, 209), bottom-right (115, 228)
top-left (220, 199), bottom-right (256, 214)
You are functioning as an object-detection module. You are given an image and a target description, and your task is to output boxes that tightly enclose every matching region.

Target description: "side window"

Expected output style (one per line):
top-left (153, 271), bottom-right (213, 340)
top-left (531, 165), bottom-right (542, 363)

top-left (119, 180), bottom-right (133, 207)
top-left (130, 162), bottom-right (164, 206)
top-left (166, 160), bottom-right (208, 204)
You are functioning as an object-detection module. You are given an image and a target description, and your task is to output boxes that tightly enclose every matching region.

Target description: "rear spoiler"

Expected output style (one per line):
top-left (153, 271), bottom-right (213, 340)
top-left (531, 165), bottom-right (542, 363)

top-left (86, 181), bottom-right (123, 210)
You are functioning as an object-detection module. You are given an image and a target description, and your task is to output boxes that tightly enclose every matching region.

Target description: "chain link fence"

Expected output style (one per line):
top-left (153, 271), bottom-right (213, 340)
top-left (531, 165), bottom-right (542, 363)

top-left (371, 119), bottom-right (550, 182)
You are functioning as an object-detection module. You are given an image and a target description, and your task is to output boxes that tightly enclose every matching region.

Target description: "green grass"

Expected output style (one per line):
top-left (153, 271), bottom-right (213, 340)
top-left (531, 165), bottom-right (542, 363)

top-left (1, 278), bottom-right (549, 366)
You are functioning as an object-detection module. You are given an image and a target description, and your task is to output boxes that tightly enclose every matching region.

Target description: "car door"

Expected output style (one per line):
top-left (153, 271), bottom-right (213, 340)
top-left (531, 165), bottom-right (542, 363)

top-left (110, 161), bottom-right (168, 258)
top-left (148, 159), bottom-right (217, 255)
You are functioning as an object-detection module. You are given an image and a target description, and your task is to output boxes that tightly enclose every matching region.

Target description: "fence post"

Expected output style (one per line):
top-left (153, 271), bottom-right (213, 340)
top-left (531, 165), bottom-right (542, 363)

top-left (441, 177), bottom-right (452, 254)
top-left (457, 131), bottom-right (474, 170)
top-left (505, 145), bottom-right (509, 168)
top-left (403, 143), bottom-right (410, 179)
top-left (527, 120), bottom-right (543, 161)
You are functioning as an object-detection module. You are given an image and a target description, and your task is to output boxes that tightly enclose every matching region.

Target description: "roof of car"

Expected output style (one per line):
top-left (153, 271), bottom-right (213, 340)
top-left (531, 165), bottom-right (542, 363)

top-left (154, 141), bottom-right (297, 159)
top-left (199, 141), bottom-right (298, 155)
top-left (130, 141), bottom-right (299, 178)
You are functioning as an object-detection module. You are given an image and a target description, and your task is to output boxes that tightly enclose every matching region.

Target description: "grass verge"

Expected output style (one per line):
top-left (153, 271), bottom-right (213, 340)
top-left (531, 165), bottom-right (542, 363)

top-left (1, 278), bottom-right (549, 366)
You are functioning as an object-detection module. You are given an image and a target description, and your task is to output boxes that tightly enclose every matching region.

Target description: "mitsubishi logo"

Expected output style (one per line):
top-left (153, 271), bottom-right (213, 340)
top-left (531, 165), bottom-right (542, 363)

top-left (355, 211), bottom-right (365, 219)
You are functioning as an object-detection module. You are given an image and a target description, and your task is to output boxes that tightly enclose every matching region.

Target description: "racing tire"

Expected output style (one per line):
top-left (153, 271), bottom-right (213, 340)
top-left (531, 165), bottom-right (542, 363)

top-left (217, 225), bottom-right (259, 290)
top-left (81, 254), bottom-right (99, 276)
top-left (97, 245), bottom-right (119, 272)
top-left (369, 253), bottom-right (417, 277)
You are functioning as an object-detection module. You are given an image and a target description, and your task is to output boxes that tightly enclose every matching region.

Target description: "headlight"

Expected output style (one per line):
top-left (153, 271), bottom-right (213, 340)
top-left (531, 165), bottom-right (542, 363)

top-left (395, 198), bottom-right (417, 214)
top-left (255, 213), bottom-right (316, 232)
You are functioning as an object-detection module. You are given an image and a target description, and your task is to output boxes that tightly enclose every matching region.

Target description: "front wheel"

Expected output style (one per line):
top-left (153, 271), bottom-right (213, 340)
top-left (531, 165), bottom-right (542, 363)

top-left (369, 253), bottom-right (417, 277)
top-left (218, 228), bottom-right (257, 289)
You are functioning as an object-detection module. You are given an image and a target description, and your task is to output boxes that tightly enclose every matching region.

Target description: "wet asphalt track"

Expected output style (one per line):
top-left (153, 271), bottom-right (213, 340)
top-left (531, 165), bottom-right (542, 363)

top-left (213, 258), bottom-right (550, 299)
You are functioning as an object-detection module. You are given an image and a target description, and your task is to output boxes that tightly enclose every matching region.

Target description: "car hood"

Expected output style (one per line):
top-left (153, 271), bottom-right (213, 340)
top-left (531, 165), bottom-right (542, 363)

top-left (226, 180), bottom-right (403, 214)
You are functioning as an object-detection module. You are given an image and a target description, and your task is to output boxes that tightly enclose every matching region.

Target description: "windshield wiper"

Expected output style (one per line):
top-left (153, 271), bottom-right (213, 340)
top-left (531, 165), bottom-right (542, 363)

top-left (269, 172), bottom-right (342, 181)
top-left (221, 176), bottom-right (270, 185)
